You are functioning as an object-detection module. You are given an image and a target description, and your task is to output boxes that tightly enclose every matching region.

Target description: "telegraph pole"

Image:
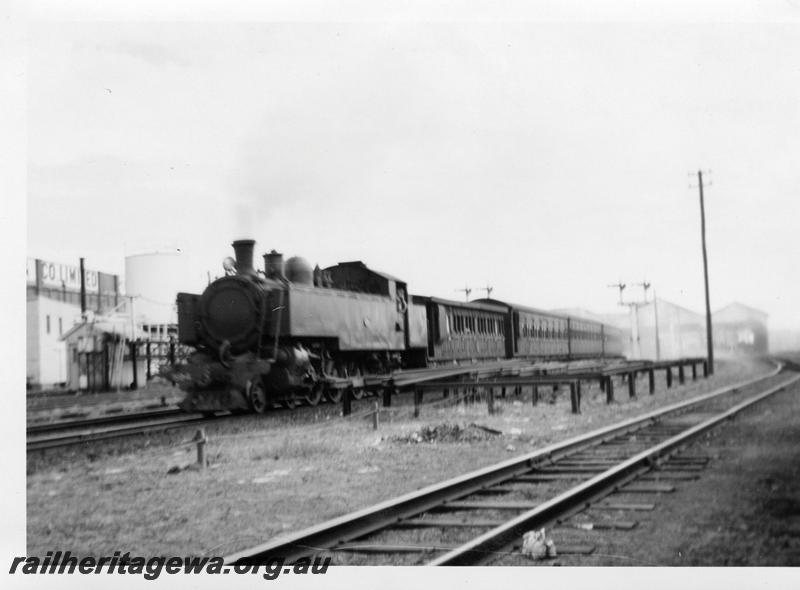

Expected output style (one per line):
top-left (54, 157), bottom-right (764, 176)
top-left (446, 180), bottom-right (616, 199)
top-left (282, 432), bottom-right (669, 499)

top-left (480, 285), bottom-right (494, 299)
top-left (456, 286), bottom-right (472, 301)
top-left (635, 281), bottom-right (660, 361)
top-left (610, 280), bottom-right (662, 360)
top-left (652, 288), bottom-right (661, 361)
top-left (608, 281), bottom-right (643, 358)
top-left (695, 170), bottom-right (714, 375)
top-left (607, 281), bottom-right (626, 305)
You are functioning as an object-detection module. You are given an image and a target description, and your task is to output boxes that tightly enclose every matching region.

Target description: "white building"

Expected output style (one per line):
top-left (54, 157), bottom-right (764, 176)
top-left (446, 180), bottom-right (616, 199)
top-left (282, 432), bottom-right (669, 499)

top-left (26, 257), bottom-right (120, 389)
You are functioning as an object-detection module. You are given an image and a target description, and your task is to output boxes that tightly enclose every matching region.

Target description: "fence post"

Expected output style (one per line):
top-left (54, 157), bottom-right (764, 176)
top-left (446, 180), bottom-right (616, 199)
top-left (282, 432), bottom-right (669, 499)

top-left (531, 384), bottom-right (538, 406)
top-left (383, 384), bottom-right (393, 408)
top-left (487, 388), bottom-right (495, 415)
top-left (703, 360), bottom-right (709, 378)
top-left (666, 368), bottom-right (673, 388)
top-left (678, 364), bottom-right (685, 385)
top-left (342, 387), bottom-right (352, 416)
top-left (606, 376), bottom-right (615, 403)
top-left (692, 362), bottom-right (698, 381)
top-left (103, 340), bottom-right (110, 391)
top-left (414, 387), bottom-right (422, 418)
top-left (570, 382), bottom-right (581, 414)
top-left (628, 372), bottom-right (636, 398)
top-left (648, 369), bottom-right (655, 394)
top-left (130, 341), bottom-right (138, 390)
top-left (169, 341), bottom-right (176, 365)
top-left (145, 341), bottom-right (152, 381)
top-left (372, 401), bottom-right (379, 430)
top-left (195, 429), bottom-right (207, 470)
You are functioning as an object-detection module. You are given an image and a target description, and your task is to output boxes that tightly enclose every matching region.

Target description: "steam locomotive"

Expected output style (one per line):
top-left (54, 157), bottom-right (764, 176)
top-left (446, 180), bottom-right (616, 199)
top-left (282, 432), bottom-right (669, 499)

top-left (170, 239), bottom-right (624, 413)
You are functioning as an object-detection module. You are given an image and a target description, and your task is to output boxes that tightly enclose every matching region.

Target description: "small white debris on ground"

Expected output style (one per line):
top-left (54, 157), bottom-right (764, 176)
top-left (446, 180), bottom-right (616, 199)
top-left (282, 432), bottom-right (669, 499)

top-left (252, 469), bottom-right (291, 484)
top-left (521, 528), bottom-right (557, 559)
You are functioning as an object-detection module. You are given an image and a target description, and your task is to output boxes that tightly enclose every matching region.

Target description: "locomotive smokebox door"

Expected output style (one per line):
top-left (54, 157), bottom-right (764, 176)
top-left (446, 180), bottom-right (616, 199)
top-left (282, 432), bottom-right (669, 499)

top-left (199, 276), bottom-right (266, 354)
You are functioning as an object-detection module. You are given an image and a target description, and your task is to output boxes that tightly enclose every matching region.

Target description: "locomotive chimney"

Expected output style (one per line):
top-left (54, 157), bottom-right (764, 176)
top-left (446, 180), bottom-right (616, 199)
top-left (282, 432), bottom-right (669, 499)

top-left (232, 239), bottom-right (256, 275)
top-left (264, 249), bottom-right (285, 280)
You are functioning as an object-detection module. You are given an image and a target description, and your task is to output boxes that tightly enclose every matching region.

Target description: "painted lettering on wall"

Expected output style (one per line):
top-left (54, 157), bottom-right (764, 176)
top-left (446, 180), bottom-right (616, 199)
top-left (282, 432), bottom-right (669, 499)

top-left (29, 258), bottom-right (101, 293)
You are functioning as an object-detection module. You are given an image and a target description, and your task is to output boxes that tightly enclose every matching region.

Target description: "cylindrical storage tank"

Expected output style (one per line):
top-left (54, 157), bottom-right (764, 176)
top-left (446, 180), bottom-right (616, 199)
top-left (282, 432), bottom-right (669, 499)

top-left (125, 251), bottom-right (189, 326)
top-left (285, 256), bottom-right (313, 286)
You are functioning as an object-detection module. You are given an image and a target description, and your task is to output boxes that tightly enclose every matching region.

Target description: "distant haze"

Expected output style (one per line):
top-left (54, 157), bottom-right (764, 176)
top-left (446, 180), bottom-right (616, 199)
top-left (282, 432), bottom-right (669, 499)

top-left (26, 17), bottom-right (800, 332)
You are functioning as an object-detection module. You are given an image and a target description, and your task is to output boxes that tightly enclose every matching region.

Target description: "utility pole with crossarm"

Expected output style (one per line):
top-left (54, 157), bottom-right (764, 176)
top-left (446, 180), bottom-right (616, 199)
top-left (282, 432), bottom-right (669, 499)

top-left (691, 170), bottom-right (714, 375)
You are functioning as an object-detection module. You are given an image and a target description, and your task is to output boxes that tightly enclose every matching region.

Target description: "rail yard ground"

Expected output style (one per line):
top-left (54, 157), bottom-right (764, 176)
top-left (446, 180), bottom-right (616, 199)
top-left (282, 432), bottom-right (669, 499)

top-left (26, 381), bottom-right (184, 424)
top-left (26, 356), bottom-right (800, 565)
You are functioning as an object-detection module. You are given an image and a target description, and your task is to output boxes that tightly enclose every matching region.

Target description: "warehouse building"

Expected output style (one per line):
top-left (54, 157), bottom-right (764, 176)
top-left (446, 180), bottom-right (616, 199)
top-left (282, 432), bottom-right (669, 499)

top-left (634, 299), bottom-right (707, 360)
top-left (712, 302), bottom-right (769, 356)
top-left (26, 257), bottom-right (120, 389)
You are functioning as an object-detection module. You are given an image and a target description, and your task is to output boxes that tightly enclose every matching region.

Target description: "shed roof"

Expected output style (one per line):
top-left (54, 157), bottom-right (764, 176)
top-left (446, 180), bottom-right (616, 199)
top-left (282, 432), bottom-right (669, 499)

top-left (713, 302), bottom-right (768, 323)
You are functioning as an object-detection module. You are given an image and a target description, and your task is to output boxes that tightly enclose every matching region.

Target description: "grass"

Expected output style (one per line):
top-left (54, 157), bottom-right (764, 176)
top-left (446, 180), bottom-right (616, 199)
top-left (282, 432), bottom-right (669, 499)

top-left (26, 357), bottom-right (769, 558)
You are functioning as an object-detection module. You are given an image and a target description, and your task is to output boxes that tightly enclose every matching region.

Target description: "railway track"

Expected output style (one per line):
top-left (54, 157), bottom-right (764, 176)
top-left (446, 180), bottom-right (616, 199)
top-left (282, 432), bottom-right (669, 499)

top-left (26, 358), bottom-right (612, 452)
top-left (224, 361), bottom-right (798, 566)
top-left (26, 409), bottom-right (224, 452)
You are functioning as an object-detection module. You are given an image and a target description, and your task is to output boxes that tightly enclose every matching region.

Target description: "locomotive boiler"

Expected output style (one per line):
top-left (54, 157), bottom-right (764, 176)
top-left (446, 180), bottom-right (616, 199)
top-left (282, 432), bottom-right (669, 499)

top-left (170, 240), bottom-right (428, 413)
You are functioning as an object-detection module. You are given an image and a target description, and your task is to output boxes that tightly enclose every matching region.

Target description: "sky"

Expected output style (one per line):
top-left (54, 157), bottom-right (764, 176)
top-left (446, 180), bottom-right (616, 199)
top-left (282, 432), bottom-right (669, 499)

top-left (21, 4), bottom-right (800, 331)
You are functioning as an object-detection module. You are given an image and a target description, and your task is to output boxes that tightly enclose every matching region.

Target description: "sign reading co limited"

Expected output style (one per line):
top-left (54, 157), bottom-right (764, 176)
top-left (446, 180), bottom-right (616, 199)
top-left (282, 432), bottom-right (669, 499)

top-left (27, 258), bottom-right (99, 293)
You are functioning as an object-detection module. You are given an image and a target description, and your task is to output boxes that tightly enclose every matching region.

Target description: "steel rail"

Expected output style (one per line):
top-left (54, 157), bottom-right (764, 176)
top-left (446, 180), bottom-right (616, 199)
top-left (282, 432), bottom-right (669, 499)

top-left (26, 413), bottom-right (218, 452)
top-left (223, 362), bottom-right (783, 565)
top-left (429, 369), bottom-right (800, 565)
top-left (27, 408), bottom-right (184, 435)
